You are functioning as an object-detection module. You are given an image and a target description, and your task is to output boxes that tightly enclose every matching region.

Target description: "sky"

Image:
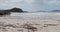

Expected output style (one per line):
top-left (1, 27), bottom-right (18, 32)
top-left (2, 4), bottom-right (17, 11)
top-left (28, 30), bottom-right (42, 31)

top-left (0, 0), bottom-right (60, 11)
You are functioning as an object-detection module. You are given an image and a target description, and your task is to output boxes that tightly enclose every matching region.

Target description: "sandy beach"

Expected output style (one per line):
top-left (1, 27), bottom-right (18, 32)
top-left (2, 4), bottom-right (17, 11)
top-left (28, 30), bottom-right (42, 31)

top-left (0, 12), bottom-right (60, 32)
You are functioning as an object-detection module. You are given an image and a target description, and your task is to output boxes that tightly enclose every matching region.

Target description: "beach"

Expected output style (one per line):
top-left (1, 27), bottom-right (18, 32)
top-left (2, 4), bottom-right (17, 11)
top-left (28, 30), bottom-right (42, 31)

top-left (0, 12), bottom-right (60, 32)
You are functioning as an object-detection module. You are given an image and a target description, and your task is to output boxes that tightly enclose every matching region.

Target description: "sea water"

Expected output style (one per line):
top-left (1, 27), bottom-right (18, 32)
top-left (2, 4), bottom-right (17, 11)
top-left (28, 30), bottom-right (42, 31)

top-left (10, 12), bottom-right (60, 20)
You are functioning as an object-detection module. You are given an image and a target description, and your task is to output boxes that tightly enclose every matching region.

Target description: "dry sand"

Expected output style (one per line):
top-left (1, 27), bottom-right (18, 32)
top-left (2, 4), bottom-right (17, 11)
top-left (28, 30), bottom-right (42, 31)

top-left (0, 12), bottom-right (60, 32)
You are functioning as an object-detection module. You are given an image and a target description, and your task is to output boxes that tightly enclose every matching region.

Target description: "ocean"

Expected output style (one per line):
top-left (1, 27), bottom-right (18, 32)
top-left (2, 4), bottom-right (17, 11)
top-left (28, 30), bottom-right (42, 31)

top-left (10, 12), bottom-right (60, 20)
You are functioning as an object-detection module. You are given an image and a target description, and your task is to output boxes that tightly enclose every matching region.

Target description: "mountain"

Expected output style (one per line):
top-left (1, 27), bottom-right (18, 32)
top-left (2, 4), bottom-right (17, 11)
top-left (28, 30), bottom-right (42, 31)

top-left (0, 7), bottom-right (24, 15)
top-left (10, 7), bottom-right (23, 12)
top-left (35, 10), bottom-right (60, 12)
top-left (51, 10), bottom-right (60, 12)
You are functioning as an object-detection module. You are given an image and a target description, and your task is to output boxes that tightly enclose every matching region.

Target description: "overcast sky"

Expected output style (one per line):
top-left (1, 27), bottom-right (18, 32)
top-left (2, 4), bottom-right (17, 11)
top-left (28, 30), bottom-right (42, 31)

top-left (0, 0), bottom-right (60, 11)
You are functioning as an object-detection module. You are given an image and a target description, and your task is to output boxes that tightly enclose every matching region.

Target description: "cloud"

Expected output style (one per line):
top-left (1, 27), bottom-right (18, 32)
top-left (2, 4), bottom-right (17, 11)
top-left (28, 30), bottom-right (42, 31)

top-left (25, 0), bottom-right (35, 3)
top-left (0, 0), bottom-right (22, 6)
top-left (0, 0), bottom-right (35, 6)
top-left (0, 0), bottom-right (60, 11)
top-left (42, 0), bottom-right (60, 4)
top-left (0, 0), bottom-right (23, 9)
top-left (43, 0), bottom-right (55, 3)
top-left (5, 0), bottom-right (23, 3)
